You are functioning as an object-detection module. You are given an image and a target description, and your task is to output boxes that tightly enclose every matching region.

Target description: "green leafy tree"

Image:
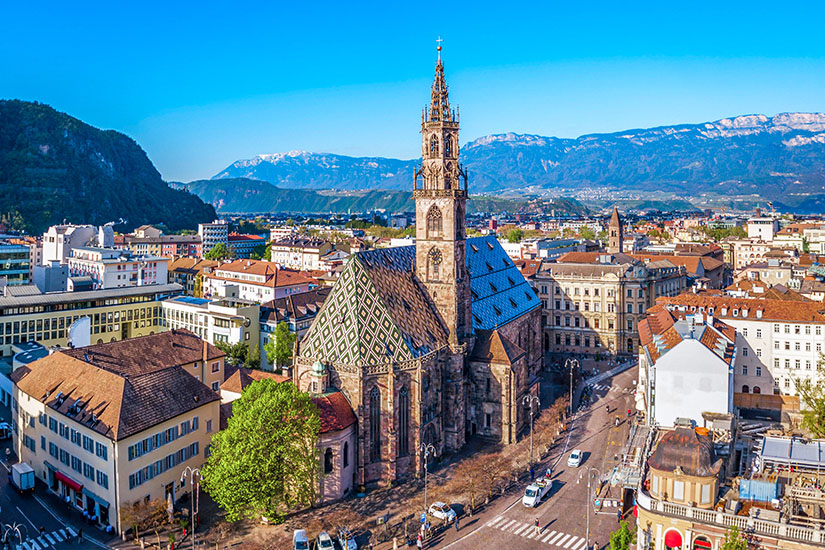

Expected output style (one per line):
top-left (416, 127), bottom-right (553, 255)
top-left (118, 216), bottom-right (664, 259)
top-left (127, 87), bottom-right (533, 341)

top-left (201, 379), bottom-right (320, 522)
top-left (795, 361), bottom-right (825, 437)
top-left (579, 227), bottom-right (596, 240)
top-left (192, 273), bottom-right (203, 298)
top-left (720, 526), bottom-right (748, 550)
top-left (265, 322), bottom-right (297, 372)
top-left (215, 341), bottom-right (249, 367)
top-left (204, 242), bottom-right (232, 261)
top-left (245, 344), bottom-right (261, 370)
top-left (506, 228), bottom-right (524, 243)
top-left (609, 521), bottom-right (636, 550)
top-left (263, 241), bottom-right (273, 261)
top-left (249, 243), bottom-right (266, 260)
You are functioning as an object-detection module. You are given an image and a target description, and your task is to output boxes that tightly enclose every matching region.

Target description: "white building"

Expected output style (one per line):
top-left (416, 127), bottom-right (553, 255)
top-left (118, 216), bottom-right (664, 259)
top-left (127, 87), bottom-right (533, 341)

top-left (67, 247), bottom-right (166, 290)
top-left (638, 308), bottom-right (736, 427)
top-left (747, 217), bottom-right (780, 241)
top-left (198, 220), bottom-right (229, 257)
top-left (204, 259), bottom-right (315, 303)
top-left (42, 225), bottom-right (97, 265)
top-left (268, 235), bottom-right (331, 271)
top-left (269, 226), bottom-right (298, 242)
top-left (658, 294), bottom-right (825, 403)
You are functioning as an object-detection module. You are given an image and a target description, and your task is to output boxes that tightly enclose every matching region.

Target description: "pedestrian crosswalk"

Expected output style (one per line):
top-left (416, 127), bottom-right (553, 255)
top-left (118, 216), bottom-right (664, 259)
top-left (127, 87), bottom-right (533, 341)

top-left (591, 383), bottom-right (632, 393)
top-left (485, 516), bottom-right (587, 549)
top-left (18, 526), bottom-right (77, 550)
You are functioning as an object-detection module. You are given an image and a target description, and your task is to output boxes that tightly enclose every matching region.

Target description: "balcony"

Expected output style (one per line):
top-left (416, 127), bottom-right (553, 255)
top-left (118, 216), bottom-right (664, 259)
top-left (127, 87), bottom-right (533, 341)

top-left (636, 488), bottom-right (824, 545)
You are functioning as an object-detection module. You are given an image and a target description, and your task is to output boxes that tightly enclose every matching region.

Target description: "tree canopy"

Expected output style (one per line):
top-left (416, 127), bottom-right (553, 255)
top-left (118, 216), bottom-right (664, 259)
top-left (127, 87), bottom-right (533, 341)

top-left (720, 526), bottom-right (748, 550)
top-left (204, 242), bottom-right (233, 261)
top-left (215, 341), bottom-right (259, 369)
top-left (795, 361), bottom-right (825, 437)
top-left (609, 521), bottom-right (636, 550)
top-left (506, 228), bottom-right (524, 243)
top-left (265, 322), bottom-right (297, 372)
top-left (201, 379), bottom-right (320, 522)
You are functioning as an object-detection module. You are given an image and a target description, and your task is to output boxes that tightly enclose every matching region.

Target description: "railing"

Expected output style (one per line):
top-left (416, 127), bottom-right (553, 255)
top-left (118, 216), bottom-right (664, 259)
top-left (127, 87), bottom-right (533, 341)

top-left (636, 488), bottom-right (825, 546)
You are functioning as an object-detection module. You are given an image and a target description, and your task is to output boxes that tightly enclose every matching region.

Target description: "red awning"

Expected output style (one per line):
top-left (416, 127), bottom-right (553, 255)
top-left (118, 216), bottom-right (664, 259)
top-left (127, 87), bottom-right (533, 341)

top-left (665, 530), bottom-right (683, 549)
top-left (55, 471), bottom-right (83, 492)
top-left (694, 539), bottom-right (712, 549)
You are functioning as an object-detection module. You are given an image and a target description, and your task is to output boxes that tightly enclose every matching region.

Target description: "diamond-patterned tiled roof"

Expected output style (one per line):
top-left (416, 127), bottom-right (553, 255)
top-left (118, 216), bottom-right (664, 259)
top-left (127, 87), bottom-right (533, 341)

top-left (300, 236), bottom-right (539, 366)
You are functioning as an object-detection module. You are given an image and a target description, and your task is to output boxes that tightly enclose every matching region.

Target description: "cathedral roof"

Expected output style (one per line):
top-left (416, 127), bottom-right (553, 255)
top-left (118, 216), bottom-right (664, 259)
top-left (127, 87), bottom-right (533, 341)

top-left (299, 236), bottom-right (540, 367)
top-left (470, 329), bottom-right (526, 365)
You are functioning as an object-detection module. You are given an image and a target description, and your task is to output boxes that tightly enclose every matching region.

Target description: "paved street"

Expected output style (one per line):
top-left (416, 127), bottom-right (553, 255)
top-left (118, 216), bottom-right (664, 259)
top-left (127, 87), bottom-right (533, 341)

top-left (435, 363), bottom-right (639, 550)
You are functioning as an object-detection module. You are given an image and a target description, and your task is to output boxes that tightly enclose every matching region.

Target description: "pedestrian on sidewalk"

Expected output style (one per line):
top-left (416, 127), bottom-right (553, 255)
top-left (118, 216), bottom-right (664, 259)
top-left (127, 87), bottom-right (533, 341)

top-left (534, 518), bottom-right (541, 536)
top-left (530, 466), bottom-right (535, 480)
top-left (593, 541), bottom-right (599, 550)
top-left (455, 515), bottom-right (460, 533)
top-left (393, 535), bottom-right (398, 550)
top-left (417, 533), bottom-right (423, 549)
top-left (77, 528), bottom-right (84, 543)
top-left (39, 526), bottom-right (45, 536)
top-left (617, 508), bottom-right (622, 523)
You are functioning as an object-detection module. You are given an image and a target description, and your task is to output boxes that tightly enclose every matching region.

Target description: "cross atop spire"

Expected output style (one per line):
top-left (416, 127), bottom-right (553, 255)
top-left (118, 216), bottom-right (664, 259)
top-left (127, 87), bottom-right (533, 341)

top-left (427, 39), bottom-right (453, 124)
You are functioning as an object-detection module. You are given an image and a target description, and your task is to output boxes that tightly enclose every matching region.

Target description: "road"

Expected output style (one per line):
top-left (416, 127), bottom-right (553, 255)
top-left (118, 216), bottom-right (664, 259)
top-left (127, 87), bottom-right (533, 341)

top-left (0, 432), bottom-right (85, 550)
top-left (440, 364), bottom-right (639, 550)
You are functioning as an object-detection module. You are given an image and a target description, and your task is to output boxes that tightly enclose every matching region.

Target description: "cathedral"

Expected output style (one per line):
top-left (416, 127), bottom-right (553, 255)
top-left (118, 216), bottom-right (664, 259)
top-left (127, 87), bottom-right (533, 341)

top-left (294, 45), bottom-right (542, 490)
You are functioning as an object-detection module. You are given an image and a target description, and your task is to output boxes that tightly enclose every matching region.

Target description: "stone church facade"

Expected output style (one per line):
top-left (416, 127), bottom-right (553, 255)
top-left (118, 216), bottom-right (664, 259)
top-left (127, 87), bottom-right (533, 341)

top-left (294, 46), bottom-right (542, 490)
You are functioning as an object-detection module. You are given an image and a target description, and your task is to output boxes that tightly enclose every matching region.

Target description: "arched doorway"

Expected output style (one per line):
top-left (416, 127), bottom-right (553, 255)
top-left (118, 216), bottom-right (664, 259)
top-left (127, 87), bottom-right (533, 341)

top-left (693, 536), bottom-right (712, 550)
top-left (664, 529), bottom-right (683, 550)
top-left (741, 385), bottom-right (749, 394)
top-left (753, 386), bottom-right (761, 394)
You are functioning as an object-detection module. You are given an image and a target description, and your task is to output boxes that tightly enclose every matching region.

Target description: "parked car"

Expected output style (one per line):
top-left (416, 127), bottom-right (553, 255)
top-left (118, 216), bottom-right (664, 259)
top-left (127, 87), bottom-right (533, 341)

top-left (293, 529), bottom-right (309, 550)
top-left (316, 531), bottom-right (335, 550)
top-left (337, 527), bottom-right (358, 550)
top-left (568, 449), bottom-right (583, 468)
top-left (428, 502), bottom-right (457, 522)
top-left (0, 422), bottom-right (12, 440)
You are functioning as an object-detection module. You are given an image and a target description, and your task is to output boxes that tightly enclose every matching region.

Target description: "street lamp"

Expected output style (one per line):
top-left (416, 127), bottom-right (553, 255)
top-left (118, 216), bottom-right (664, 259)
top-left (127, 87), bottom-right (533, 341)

top-left (420, 443), bottom-right (437, 513)
top-left (522, 394), bottom-right (540, 476)
top-left (565, 358), bottom-right (580, 414)
top-left (180, 466), bottom-right (201, 550)
top-left (3, 523), bottom-right (27, 548)
top-left (577, 467), bottom-right (601, 550)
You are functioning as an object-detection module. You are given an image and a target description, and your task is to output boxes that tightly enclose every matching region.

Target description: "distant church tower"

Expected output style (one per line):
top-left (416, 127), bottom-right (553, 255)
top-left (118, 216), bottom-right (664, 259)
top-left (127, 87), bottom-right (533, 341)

top-left (414, 43), bottom-right (472, 347)
top-left (608, 206), bottom-right (624, 254)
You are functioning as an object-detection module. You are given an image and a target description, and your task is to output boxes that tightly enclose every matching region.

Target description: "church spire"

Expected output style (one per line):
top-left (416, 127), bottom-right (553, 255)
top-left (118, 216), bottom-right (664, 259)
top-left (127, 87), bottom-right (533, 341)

top-left (428, 39), bottom-right (454, 124)
top-left (608, 206), bottom-right (624, 254)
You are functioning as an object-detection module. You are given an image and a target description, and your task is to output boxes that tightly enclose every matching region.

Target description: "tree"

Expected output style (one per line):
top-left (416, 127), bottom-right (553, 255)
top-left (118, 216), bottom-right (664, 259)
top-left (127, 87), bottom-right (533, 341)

top-left (265, 322), bottom-right (297, 372)
top-left (580, 227), bottom-right (596, 240)
top-left (263, 241), bottom-right (273, 261)
top-left (250, 243), bottom-right (267, 260)
top-left (215, 341), bottom-right (249, 367)
top-left (119, 499), bottom-right (167, 540)
top-left (201, 379), bottom-right (320, 522)
top-left (453, 454), bottom-right (485, 515)
top-left (720, 526), bottom-right (748, 550)
top-left (205, 242), bottom-right (232, 261)
top-left (609, 521), bottom-right (636, 550)
top-left (794, 362), bottom-right (825, 437)
top-left (245, 344), bottom-right (261, 369)
top-left (506, 228), bottom-right (524, 243)
top-left (192, 273), bottom-right (203, 298)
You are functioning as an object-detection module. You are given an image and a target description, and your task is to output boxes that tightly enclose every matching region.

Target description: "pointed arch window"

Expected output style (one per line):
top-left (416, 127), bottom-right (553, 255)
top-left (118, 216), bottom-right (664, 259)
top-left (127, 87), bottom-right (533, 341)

top-left (445, 135), bottom-right (453, 157)
top-left (369, 386), bottom-right (381, 462)
top-left (430, 134), bottom-right (439, 155)
top-left (398, 386), bottom-right (410, 457)
top-left (427, 206), bottom-right (443, 239)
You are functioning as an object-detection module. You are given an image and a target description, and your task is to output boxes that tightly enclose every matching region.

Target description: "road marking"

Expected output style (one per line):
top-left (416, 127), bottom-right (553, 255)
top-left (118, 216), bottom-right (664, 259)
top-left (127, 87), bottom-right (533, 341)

top-left (66, 526), bottom-right (77, 537)
top-left (527, 529), bottom-right (540, 539)
top-left (513, 523), bottom-right (529, 535)
top-left (488, 516), bottom-right (505, 527)
top-left (29, 540), bottom-right (42, 550)
top-left (565, 535), bottom-right (582, 548)
top-left (499, 519), bottom-right (516, 531)
top-left (45, 533), bottom-right (55, 544)
top-left (53, 529), bottom-right (64, 541)
top-left (542, 531), bottom-right (558, 543)
top-left (572, 538), bottom-right (588, 550)
top-left (556, 534), bottom-right (572, 547)
top-left (16, 506), bottom-right (38, 530)
top-left (549, 532), bottom-right (567, 545)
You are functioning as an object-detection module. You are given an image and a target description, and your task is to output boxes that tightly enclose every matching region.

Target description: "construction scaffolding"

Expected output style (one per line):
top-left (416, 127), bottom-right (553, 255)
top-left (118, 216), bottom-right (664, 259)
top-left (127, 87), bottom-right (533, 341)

top-left (613, 419), bottom-right (655, 489)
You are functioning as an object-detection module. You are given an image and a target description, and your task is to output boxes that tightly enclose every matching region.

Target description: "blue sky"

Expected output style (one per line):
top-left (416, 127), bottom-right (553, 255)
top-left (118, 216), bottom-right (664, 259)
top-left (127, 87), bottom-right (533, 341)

top-left (3, 1), bottom-right (825, 182)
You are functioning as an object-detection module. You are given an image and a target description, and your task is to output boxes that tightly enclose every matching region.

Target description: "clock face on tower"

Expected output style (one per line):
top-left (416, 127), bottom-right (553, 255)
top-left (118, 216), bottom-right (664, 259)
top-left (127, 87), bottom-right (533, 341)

top-left (428, 247), bottom-right (443, 265)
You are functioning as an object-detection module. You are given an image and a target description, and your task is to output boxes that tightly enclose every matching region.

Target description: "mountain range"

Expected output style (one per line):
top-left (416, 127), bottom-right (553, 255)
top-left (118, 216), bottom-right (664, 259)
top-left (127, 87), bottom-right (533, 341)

top-left (213, 113), bottom-right (825, 201)
top-left (0, 100), bottom-right (216, 234)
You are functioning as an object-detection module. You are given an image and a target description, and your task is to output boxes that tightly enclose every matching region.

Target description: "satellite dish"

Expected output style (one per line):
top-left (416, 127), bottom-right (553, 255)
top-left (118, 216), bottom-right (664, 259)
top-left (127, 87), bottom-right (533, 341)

top-left (68, 317), bottom-right (91, 349)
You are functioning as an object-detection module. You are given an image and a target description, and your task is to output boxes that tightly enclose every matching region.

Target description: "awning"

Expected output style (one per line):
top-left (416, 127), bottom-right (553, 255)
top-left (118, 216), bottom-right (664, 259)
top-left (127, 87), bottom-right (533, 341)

top-left (665, 530), bottom-right (683, 549)
top-left (82, 487), bottom-right (110, 508)
top-left (55, 471), bottom-right (83, 492)
top-left (693, 539), bottom-right (712, 549)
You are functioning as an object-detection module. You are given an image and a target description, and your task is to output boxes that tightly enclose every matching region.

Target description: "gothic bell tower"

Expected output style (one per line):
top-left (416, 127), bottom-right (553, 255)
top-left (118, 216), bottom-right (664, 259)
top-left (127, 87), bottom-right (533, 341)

top-left (414, 43), bottom-right (472, 347)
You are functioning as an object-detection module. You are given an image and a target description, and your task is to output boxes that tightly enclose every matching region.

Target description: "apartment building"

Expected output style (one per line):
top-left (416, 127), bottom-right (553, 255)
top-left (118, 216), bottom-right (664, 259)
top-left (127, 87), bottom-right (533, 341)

top-left (0, 242), bottom-right (31, 286)
top-left (122, 235), bottom-right (202, 258)
top-left (42, 225), bottom-right (97, 265)
top-left (10, 331), bottom-right (222, 534)
top-left (269, 235), bottom-right (332, 271)
top-left (0, 283), bottom-right (182, 358)
top-left (227, 233), bottom-right (266, 258)
top-left (656, 293), bottom-right (825, 409)
top-left (747, 217), bottom-right (780, 241)
top-left (162, 294), bottom-right (260, 356)
top-left (204, 259), bottom-right (315, 303)
top-left (198, 220), bottom-right (229, 257)
top-left (167, 257), bottom-right (219, 296)
top-left (68, 247), bottom-right (167, 290)
top-left (535, 252), bottom-right (687, 356)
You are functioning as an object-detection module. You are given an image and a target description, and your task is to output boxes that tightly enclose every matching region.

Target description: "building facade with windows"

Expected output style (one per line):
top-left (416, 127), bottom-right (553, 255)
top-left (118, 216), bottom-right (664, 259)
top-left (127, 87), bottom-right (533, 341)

top-left (198, 220), bottom-right (229, 257)
top-left (203, 259), bottom-right (315, 303)
top-left (268, 235), bottom-right (332, 271)
top-left (227, 233), bottom-right (266, 259)
top-left (0, 283), bottom-right (182, 358)
top-left (535, 252), bottom-right (687, 356)
top-left (0, 242), bottom-right (31, 286)
top-left (67, 247), bottom-right (167, 290)
top-left (655, 294), bottom-right (825, 410)
top-left (9, 331), bottom-right (222, 534)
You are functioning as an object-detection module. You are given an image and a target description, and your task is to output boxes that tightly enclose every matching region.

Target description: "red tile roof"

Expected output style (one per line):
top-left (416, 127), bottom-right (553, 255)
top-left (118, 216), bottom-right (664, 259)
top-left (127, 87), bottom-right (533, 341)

top-left (220, 367), bottom-right (289, 394)
top-left (657, 294), bottom-right (825, 323)
top-left (313, 391), bottom-right (356, 434)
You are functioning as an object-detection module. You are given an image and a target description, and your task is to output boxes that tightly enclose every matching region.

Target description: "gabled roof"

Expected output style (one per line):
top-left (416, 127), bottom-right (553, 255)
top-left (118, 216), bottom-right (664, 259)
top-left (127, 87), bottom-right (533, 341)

top-left (260, 287), bottom-right (332, 324)
top-left (220, 367), bottom-right (289, 394)
top-left (11, 333), bottom-right (220, 441)
top-left (208, 259), bottom-right (316, 288)
top-left (313, 391), bottom-right (357, 434)
top-left (639, 306), bottom-right (735, 365)
top-left (469, 329), bottom-right (525, 364)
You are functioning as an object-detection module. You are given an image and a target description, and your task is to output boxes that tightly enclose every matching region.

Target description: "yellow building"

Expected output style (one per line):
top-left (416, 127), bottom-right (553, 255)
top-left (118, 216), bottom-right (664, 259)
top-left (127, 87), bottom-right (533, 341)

top-left (0, 283), bottom-right (183, 359)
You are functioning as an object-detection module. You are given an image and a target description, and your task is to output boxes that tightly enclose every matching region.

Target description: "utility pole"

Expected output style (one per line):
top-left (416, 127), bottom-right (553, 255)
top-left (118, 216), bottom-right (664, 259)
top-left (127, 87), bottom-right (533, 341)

top-left (522, 394), bottom-right (540, 475)
top-left (578, 467), bottom-right (601, 550)
top-left (565, 358), bottom-right (580, 414)
top-left (180, 466), bottom-right (200, 550)
top-left (420, 443), bottom-right (436, 513)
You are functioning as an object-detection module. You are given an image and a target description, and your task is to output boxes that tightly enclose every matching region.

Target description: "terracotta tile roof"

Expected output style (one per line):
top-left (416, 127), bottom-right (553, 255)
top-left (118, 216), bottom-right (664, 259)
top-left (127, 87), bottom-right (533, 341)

top-left (168, 257), bottom-right (219, 275)
top-left (260, 287), bottom-right (331, 324)
top-left (632, 254), bottom-right (724, 276)
top-left (208, 259), bottom-right (316, 288)
top-left (313, 391), bottom-right (356, 434)
top-left (556, 251), bottom-right (638, 265)
top-left (469, 329), bottom-right (526, 364)
top-left (11, 334), bottom-right (220, 441)
top-left (220, 367), bottom-right (289, 394)
top-left (639, 305), bottom-right (735, 364)
top-left (61, 329), bottom-right (224, 375)
top-left (513, 259), bottom-right (541, 279)
top-left (657, 293), bottom-right (825, 323)
top-left (228, 233), bottom-right (266, 242)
